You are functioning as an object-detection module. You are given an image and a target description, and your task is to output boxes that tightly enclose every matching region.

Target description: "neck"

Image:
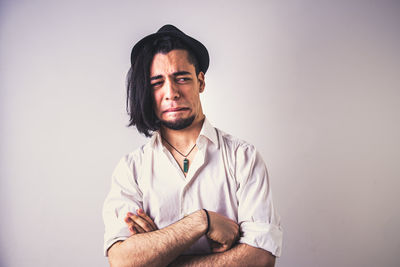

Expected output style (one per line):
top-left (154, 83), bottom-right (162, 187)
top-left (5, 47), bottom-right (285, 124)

top-left (160, 115), bottom-right (205, 148)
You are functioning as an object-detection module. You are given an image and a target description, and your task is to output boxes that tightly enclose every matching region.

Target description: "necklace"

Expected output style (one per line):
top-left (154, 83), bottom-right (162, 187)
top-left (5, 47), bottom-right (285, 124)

top-left (161, 136), bottom-right (196, 173)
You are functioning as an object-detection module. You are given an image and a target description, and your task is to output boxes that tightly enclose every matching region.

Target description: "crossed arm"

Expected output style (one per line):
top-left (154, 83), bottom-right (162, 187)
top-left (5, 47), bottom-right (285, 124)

top-left (107, 209), bottom-right (275, 267)
top-left (169, 244), bottom-right (275, 267)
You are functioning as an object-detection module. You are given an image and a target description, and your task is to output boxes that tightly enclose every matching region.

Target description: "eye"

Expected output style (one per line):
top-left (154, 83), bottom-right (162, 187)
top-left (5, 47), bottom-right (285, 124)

top-left (176, 77), bottom-right (191, 83)
top-left (151, 81), bottom-right (163, 88)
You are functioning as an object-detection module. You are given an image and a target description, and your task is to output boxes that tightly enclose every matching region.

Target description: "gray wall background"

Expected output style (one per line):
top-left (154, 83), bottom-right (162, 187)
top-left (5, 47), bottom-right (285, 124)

top-left (1, 1), bottom-right (399, 266)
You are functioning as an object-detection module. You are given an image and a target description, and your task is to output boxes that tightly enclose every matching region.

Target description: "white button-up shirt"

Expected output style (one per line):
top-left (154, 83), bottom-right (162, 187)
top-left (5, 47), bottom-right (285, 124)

top-left (103, 118), bottom-right (282, 257)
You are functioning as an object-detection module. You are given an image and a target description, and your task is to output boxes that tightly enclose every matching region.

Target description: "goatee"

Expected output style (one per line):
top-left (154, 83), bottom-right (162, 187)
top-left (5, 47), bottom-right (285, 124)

top-left (161, 116), bottom-right (196, 130)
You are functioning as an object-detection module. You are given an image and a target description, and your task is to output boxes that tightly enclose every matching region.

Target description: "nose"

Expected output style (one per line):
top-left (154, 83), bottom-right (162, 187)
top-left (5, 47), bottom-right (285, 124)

top-left (164, 79), bottom-right (180, 100)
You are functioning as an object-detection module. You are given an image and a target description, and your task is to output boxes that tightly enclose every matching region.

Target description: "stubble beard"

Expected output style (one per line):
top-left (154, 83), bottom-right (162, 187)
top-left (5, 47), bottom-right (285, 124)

top-left (160, 115), bottom-right (196, 130)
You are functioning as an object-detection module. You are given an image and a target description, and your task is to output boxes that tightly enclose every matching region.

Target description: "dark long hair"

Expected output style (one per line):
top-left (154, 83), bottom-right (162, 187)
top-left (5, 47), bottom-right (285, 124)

top-left (126, 36), bottom-right (200, 137)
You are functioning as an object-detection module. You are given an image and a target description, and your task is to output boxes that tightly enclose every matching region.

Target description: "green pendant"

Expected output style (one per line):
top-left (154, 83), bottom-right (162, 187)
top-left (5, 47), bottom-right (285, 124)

top-left (183, 158), bottom-right (189, 173)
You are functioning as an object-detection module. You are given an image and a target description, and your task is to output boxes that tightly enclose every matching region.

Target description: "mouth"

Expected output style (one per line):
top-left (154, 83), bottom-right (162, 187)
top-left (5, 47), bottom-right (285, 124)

top-left (163, 107), bottom-right (190, 113)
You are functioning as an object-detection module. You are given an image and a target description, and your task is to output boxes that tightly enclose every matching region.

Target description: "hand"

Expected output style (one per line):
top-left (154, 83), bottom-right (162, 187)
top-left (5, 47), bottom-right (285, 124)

top-left (205, 210), bottom-right (240, 252)
top-left (124, 209), bottom-right (158, 235)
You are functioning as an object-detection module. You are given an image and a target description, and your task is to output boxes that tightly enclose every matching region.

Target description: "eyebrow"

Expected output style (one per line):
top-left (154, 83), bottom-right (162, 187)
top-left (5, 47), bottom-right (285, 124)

top-left (173, 71), bottom-right (191, 76)
top-left (150, 71), bottom-right (191, 81)
top-left (150, 75), bottom-right (163, 81)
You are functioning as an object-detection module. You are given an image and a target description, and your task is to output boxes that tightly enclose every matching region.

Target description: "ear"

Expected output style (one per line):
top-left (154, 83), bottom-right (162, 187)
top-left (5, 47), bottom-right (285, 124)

top-left (197, 71), bottom-right (205, 93)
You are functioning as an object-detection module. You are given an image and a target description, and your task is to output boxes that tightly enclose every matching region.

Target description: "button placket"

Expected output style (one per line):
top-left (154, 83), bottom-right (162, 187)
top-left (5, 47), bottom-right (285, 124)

top-left (180, 186), bottom-right (187, 217)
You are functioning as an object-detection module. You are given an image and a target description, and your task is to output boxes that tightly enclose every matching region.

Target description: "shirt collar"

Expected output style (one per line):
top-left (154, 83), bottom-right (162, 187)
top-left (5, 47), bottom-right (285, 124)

top-left (198, 117), bottom-right (219, 148)
top-left (149, 116), bottom-right (219, 149)
top-left (149, 130), bottom-right (162, 149)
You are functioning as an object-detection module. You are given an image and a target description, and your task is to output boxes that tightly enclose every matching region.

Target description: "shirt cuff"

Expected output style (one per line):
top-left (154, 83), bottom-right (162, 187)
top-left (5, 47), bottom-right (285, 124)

top-left (238, 221), bottom-right (283, 257)
top-left (103, 225), bottom-right (131, 256)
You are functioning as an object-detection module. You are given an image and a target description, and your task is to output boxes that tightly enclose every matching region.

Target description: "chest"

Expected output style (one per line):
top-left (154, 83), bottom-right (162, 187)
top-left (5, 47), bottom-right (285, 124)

top-left (137, 147), bottom-right (239, 228)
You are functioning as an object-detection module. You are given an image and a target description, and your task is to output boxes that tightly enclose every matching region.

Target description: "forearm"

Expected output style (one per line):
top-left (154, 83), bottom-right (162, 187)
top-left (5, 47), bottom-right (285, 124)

top-left (108, 210), bottom-right (207, 267)
top-left (169, 243), bottom-right (276, 267)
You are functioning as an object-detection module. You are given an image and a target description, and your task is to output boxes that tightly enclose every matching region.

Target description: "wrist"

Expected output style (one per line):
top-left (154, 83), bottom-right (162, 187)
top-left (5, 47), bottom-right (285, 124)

top-left (184, 210), bottom-right (208, 236)
top-left (203, 209), bottom-right (210, 235)
top-left (195, 209), bottom-right (208, 235)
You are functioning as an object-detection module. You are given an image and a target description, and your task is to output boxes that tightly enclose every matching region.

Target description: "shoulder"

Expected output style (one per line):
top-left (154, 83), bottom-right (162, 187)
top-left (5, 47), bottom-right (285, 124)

top-left (215, 127), bottom-right (267, 183)
top-left (216, 127), bottom-right (257, 156)
top-left (111, 140), bottom-right (154, 187)
top-left (116, 139), bottom-right (153, 171)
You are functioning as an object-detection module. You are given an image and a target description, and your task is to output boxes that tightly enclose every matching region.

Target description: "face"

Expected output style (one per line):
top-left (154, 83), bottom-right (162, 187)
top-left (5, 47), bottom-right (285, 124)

top-left (150, 49), bottom-right (205, 130)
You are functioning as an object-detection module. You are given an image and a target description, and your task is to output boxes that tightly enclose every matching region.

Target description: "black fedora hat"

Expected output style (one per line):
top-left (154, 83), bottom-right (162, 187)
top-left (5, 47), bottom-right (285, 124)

top-left (130, 24), bottom-right (209, 73)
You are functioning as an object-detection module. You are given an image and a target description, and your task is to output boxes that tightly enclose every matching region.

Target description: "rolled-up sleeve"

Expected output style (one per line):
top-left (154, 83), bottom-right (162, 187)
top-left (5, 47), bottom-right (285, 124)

top-left (102, 154), bottom-right (143, 256)
top-left (235, 145), bottom-right (283, 257)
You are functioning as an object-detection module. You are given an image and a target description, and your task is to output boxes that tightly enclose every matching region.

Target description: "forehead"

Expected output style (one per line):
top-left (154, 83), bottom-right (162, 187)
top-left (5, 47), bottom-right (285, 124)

top-left (150, 49), bottom-right (195, 76)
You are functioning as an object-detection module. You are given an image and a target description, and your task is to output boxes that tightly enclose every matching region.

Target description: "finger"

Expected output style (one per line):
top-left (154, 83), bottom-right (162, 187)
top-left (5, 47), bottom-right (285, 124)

top-left (128, 212), bottom-right (154, 232)
top-left (133, 210), bottom-right (157, 231)
top-left (137, 209), bottom-right (158, 230)
top-left (137, 209), bottom-right (157, 229)
top-left (126, 213), bottom-right (145, 233)
top-left (208, 239), bottom-right (228, 253)
top-left (212, 244), bottom-right (229, 253)
top-left (128, 225), bottom-right (137, 234)
top-left (124, 215), bottom-right (134, 228)
top-left (132, 222), bottom-right (146, 233)
top-left (124, 214), bottom-right (133, 224)
top-left (124, 214), bottom-right (138, 234)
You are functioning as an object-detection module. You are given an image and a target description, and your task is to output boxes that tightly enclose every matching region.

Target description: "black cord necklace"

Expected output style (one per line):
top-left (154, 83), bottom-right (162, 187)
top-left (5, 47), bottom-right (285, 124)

top-left (161, 136), bottom-right (196, 173)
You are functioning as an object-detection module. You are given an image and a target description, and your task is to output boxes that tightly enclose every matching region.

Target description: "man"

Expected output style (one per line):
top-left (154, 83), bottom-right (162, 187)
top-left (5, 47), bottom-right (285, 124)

top-left (103, 24), bottom-right (282, 267)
